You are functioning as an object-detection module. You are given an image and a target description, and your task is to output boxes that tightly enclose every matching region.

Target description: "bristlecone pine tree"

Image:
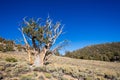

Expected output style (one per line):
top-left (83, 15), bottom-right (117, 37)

top-left (19, 16), bottom-right (67, 67)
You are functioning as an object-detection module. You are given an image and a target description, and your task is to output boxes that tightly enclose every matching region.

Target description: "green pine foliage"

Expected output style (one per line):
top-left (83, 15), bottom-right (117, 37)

top-left (22, 18), bottom-right (56, 46)
top-left (64, 42), bottom-right (120, 62)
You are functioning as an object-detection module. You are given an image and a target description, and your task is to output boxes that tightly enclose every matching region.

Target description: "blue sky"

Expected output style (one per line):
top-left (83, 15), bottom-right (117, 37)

top-left (0, 0), bottom-right (120, 54)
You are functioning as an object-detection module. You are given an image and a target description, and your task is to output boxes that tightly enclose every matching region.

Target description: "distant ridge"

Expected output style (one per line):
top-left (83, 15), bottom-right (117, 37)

top-left (64, 42), bottom-right (120, 62)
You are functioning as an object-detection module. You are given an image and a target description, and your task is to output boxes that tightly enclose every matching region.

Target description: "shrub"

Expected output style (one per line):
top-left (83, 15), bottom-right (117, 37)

top-left (0, 44), bottom-right (4, 52)
top-left (38, 75), bottom-right (45, 80)
top-left (0, 38), bottom-right (15, 52)
top-left (44, 73), bottom-right (52, 79)
top-left (0, 66), bottom-right (5, 71)
top-left (5, 67), bottom-right (12, 72)
top-left (16, 44), bottom-right (24, 51)
top-left (52, 71), bottom-right (60, 78)
top-left (45, 65), bottom-right (57, 72)
top-left (13, 66), bottom-right (30, 76)
top-left (33, 66), bottom-right (46, 72)
top-left (5, 57), bottom-right (17, 62)
top-left (60, 77), bottom-right (68, 80)
top-left (20, 75), bottom-right (34, 80)
top-left (5, 44), bottom-right (14, 51)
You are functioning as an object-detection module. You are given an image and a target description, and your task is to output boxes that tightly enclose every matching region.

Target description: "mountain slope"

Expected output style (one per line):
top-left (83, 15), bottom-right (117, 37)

top-left (65, 42), bottom-right (120, 62)
top-left (0, 52), bottom-right (120, 80)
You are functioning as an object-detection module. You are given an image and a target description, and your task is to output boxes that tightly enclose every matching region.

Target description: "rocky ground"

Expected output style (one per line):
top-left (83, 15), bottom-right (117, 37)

top-left (0, 52), bottom-right (120, 80)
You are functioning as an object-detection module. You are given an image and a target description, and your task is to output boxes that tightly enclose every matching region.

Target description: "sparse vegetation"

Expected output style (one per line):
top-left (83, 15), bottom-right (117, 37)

top-left (64, 42), bottom-right (120, 62)
top-left (16, 44), bottom-right (25, 51)
top-left (0, 52), bottom-right (120, 79)
top-left (5, 57), bottom-right (18, 62)
top-left (0, 37), bottom-right (15, 52)
top-left (0, 44), bottom-right (4, 52)
top-left (44, 72), bottom-right (52, 79)
top-left (20, 75), bottom-right (34, 80)
top-left (0, 37), bottom-right (120, 79)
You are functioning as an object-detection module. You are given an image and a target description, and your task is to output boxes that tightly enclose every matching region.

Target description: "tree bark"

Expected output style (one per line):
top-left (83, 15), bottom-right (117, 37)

top-left (27, 49), bottom-right (33, 65)
top-left (33, 54), bottom-right (41, 67)
top-left (33, 48), bottom-right (47, 67)
top-left (32, 37), bottom-right (37, 50)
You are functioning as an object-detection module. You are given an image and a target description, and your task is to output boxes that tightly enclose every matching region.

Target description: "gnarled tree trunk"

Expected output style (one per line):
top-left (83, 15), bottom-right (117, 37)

top-left (33, 48), bottom-right (47, 66)
top-left (33, 55), bottom-right (41, 67)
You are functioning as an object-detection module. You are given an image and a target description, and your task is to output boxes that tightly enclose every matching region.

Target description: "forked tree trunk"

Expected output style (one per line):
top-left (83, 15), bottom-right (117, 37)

top-left (33, 48), bottom-right (47, 67)
top-left (33, 55), bottom-right (41, 67)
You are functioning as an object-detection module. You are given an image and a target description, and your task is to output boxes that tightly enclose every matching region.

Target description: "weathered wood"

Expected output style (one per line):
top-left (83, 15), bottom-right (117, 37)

top-left (19, 17), bottom-right (65, 67)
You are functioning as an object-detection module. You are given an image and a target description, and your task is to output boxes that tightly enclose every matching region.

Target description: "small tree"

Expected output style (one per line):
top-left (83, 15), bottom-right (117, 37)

top-left (19, 16), bottom-right (67, 67)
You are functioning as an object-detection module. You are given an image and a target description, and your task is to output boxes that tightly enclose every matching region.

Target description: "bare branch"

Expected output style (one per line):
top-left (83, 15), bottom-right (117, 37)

top-left (36, 18), bottom-right (41, 23)
top-left (23, 17), bottom-right (30, 26)
top-left (15, 38), bottom-right (23, 44)
top-left (46, 19), bottom-right (52, 29)
top-left (52, 40), bottom-right (68, 54)
top-left (52, 25), bottom-right (64, 45)
top-left (44, 40), bottom-right (68, 62)
top-left (56, 25), bottom-right (64, 38)
top-left (54, 22), bottom-right (60, 34)
top-left (47, 13), bottom-right (50, 19)
top-left (18, 27), bottom-right (34, 64)
top-left (18, 28), bottom-right (30, 47)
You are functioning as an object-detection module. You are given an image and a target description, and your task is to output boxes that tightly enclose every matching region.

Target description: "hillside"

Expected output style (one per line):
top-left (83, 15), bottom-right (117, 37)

top-left (0, 37), bottom-right (25, 52)
top-left (0, 52), bottom-right (120, 80)
top-left (65, 42), bottom-right (120, 62)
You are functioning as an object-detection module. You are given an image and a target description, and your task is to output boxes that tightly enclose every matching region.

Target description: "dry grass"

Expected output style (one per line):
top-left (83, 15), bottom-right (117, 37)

top-left (0, 52), bottom-right (27, 62)
top-left (0, 52), bottom-right (120, 80)
top-left (48, 55), bottom-right (120, 79)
